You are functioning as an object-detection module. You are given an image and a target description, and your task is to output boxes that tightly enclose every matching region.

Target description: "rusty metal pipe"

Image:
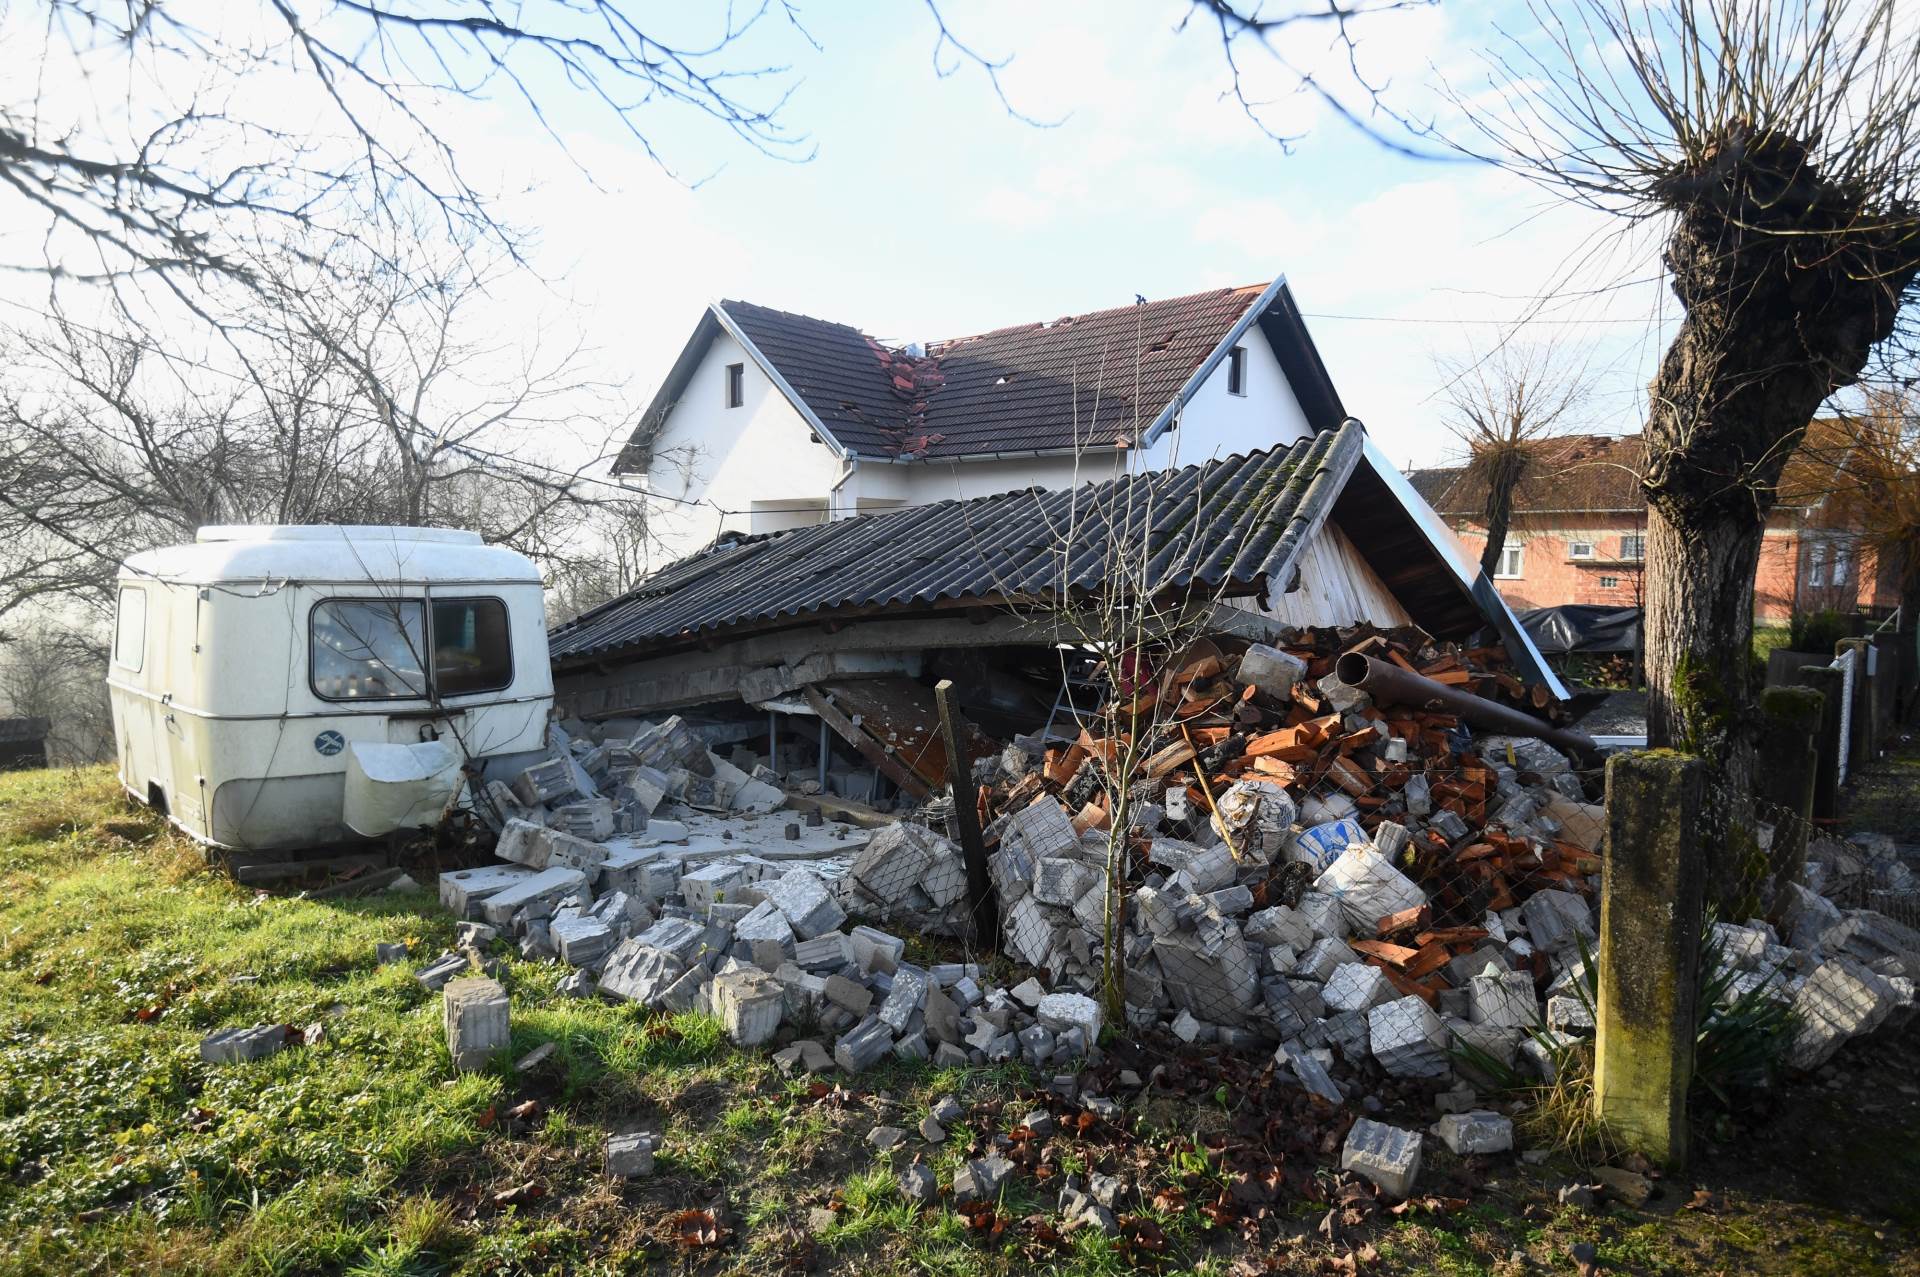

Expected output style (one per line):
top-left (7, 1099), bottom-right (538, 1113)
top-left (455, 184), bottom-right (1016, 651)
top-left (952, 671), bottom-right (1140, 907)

top-left (1334, 652), bottom-right (1600, 761)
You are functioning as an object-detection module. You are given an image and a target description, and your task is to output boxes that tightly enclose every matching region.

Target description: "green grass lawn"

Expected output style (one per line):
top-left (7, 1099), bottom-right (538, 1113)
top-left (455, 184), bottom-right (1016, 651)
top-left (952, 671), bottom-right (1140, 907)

top-left (1, 765), bottom-right (1914, 1276)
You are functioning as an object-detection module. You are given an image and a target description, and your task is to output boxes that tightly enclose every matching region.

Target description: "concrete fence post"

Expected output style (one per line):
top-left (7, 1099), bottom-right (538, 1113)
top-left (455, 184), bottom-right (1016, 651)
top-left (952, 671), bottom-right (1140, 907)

top-left (1755, 686), bottom-right (1823, 916)
top-left (1843, 633), bottom-right (1873, 760)
top-left (1595, 751), bottom-right (1706, 1169)
top-left (1796, 665), bottom-right (1845, 821)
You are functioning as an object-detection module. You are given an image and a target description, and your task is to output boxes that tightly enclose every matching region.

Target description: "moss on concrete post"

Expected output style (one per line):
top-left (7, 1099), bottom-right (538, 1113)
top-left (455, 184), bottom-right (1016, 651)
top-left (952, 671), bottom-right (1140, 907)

top-left (1756, 686), bottom-right (1822, 917)
top-left (1796, 665), bottom-right (1845, 820)
top-left (1596, 750), bottom-right (1705, 1169)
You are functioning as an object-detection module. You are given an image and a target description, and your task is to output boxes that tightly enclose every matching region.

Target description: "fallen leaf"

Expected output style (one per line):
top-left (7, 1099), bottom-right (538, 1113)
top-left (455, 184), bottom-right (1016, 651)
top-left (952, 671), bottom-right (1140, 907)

top-left (505, 1099), bottom-right (543, 1123)
top-left (1683, 1188), bottom-right (1723, 1213)
top-left (491, 1181), bottom-right (545, 1209)
top-left (668, 1207), bottom-right (729, 1250)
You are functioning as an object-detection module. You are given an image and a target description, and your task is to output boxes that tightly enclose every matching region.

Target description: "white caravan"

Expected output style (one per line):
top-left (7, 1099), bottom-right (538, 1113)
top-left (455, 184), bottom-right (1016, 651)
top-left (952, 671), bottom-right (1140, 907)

top-left (109, 526), bottom-right (554, 852)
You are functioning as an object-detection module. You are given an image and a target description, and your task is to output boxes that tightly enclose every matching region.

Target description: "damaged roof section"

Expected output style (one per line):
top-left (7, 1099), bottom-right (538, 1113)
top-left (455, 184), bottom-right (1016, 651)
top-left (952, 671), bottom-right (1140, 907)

top-left (617, 278), bottom-right (1347, 468)
top-left (552, 421), bottom-right (1367, 666)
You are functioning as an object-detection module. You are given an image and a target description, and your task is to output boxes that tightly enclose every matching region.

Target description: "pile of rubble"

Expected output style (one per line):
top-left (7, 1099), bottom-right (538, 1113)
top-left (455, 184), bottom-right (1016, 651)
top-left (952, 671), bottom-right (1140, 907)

top-left (966, 626), bottom-right (1920, 1117)
top-left (352, 626), bottom-right (1920, 1200)
top-left (421, 716), bottom-right (1109, 1075)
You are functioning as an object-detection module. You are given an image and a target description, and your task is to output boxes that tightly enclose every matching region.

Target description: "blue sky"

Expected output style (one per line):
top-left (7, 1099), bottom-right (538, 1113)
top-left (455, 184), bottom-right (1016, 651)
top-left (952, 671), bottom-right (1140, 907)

top-left (482, 1), bottom-right (1676, 469)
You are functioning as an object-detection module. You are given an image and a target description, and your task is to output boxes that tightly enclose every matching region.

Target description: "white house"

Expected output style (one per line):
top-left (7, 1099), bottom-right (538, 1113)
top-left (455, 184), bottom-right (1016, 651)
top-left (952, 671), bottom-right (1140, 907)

top-left (617, 276), bottom-right (1348, 568)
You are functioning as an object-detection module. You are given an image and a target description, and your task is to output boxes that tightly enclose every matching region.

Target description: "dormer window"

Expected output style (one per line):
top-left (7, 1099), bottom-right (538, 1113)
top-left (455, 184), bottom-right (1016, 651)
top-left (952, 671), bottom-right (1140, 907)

top-left (725, 362), bottom-right (744, 408)
top-left (1227, 345), bottom-right (1247, 396)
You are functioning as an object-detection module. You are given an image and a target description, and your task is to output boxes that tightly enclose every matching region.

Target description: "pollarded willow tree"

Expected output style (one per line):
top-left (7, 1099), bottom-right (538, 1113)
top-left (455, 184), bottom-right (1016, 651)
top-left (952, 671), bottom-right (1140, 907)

top-left (1459, 0), bottom-right (1920, 826)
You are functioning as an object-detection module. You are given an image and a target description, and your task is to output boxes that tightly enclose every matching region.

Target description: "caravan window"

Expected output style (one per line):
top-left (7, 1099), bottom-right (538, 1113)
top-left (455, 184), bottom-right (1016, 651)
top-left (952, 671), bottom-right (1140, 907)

top-left (432, 598), bottom-right (513, 696)
top-left (113, 587), bottom-right (146, 671)
top-left (311, 600), bottom-right (428, 700)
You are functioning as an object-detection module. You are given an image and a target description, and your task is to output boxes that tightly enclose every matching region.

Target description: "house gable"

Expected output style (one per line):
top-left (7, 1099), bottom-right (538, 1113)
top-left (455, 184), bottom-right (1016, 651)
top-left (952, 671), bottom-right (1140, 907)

top-left (636, 323), bottom-right (847, 564)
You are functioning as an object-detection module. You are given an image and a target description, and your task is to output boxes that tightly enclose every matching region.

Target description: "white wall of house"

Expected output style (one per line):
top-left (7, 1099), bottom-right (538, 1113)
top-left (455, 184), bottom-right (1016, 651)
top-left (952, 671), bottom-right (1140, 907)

top-left (637, 321), bottom-right (1317, 565)
top-left (638, 329), bottom-right (845, 568)
top-left (1138, 326), bottom-right (1312, 471)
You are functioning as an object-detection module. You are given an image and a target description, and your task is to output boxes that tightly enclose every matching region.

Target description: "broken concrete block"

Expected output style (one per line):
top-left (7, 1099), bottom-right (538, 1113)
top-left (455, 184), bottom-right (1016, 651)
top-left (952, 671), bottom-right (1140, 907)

top-left (444, 977), bottom-right (511, 1072)
top-left (711, 966), bottom-right (785, 1047)
top-left (1279, 1042), bottom-right (1344, 1104)
top-left (765, 869), bottom-right (847, 940)
top-left (879, 964), bottom-right (932, 1034)
top-left (1294, 936), bottom-right (1362, 982)
top-left (1468, 968), bottom-right (1538, 1030)
top-left (1245, 904), bottom-right (1315, 952)
top-left (1322, 962), bottom-right (1394, 1014)
top-left (774, 1039), bottom-right (835, 1076)
top-left (1519, 889), bottom-right (1594, 955)
top-left (1324, 1008), bottom-right (1370, 1061)
top-left (1037, 992), bottom-right (1103, 1046)
top-left (835, 1015), bottom-right (895, 1073)
top-left (1238, 643), bottom-right (1308, 697)
top-left (1034, 857), bottom-right (1098, 908)
top-left (1789, 958), bottom-right (1899, 1068)
top-left (900, 1161), bottom-right (939, 1204)
top-left (606, 1131), bottom-right (655, 1177)
top-left (793, 931), bottom-right (854, 972)
top-left (1433, 1110), bottom-right (1513, 1156)
top-left (1316, 669), bottom-right (1369, 714)
top-left (1314, 847), bottom-right (1426, 934)
top-left (480, 867), bottom-right (590, 928)
top-left (850, 925), bottom-right (905, 975)
top-left (1296, 891), bottom-right (1347, 939)
top-left (1003, 799), bottom-right (1079, 860)
top-left (1341, 1119), bottom-right (1422, 1199)
top-left (596, 941), bottom-right (685, 1006)
top-left (550, 914), bottom-right (617, 967)
top-left (1154, 927), bottom-right (1258, 1024)
top-left (635, 915), bottom-right (711, 964)
top-left (1546, 993), bottom-right (1595, 1033)
top-left (375, 941), bottom-right (410, 964)
top-left (439, 864), bottom-right (536, 919)
top-left (495, 817), bottom-right (549, 868)
top-left (823, 973), bottom-right (873, 1016)
top-left (678, 861), bottom-right (747, 913)
top-left (1368, 995), bottom-right (1451, 1078)
top-left (199, 1025), bottom-right (287, 1064)
top-left (511, 756), bottom-right (578, 807)
top-left (415, 952), bottom-right (469, 992)
top-left (541, 829), bottom-right (611, 878)
top-left (953, 1153), bottom-right (1014, 1205)
top-left (1006, 894), bottom-right (1065, 968)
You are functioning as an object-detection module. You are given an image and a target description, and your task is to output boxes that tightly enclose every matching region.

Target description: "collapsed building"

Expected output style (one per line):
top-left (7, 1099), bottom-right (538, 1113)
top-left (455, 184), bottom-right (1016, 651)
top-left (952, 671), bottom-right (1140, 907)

top-left (546, 418), bottom-right (1569, 807)
top-left (348, 415), bottom-right (1920, 1199)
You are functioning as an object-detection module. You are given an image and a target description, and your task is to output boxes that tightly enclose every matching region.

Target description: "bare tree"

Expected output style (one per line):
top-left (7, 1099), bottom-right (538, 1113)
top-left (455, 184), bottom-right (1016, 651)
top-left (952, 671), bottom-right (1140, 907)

top-left (1820, 389), bottom-right (1920, 629)
top-left (1, 2), bottom-right (814, 292)
top-left (0, 231), bottom-right (657, 623)
top-left (1449, 1), bottom-right (1920, 841)
top-left (0, 621), bottom-right (114, 763)
top-left (1436, 342), bottom-right (1595, 580)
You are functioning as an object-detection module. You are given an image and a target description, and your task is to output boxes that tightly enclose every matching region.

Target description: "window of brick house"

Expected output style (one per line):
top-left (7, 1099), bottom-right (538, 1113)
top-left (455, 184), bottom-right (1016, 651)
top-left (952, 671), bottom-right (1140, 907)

top-left (1495, 543), bottom-right (1524, 578)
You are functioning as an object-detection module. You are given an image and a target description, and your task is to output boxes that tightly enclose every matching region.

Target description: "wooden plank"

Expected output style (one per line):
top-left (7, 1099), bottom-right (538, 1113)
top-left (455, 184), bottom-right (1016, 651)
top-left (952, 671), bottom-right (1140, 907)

top-left (802, 685), bottom-right (932, 801)
top-left (934, 679), bottom-right (996, 948)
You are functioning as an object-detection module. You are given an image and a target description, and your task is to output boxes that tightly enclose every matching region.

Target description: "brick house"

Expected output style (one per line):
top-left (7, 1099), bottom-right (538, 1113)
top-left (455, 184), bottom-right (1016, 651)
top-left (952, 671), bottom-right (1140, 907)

top-left (1406, 432), bottom-right (1894, 623)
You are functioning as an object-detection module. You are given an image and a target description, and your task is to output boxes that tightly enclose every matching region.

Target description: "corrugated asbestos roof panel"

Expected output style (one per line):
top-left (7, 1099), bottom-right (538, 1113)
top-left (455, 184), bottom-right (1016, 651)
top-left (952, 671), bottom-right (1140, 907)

top-left (549, 420), bottom-right (1366, 664)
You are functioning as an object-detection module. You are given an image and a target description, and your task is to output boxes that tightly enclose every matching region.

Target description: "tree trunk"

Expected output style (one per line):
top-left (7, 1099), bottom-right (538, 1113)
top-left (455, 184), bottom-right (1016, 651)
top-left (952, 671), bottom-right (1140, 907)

top-left (1642, 504), bottom-right (1763, 900)
top-left (1478, 496), bottom-right (1513, 580)
top-left (1636, 127), bottom-right (1919, 905)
